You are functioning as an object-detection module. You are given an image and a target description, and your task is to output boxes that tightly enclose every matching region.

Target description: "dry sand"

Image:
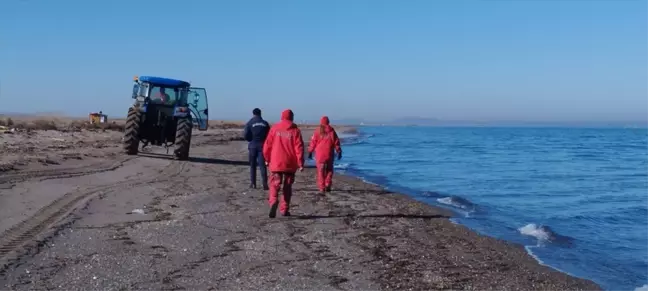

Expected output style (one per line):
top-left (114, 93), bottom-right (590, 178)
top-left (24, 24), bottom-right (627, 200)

top-left (0, 120), bottom-right (602, 290)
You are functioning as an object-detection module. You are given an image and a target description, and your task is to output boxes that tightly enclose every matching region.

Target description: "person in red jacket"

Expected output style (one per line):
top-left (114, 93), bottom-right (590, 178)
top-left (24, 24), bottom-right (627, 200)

top-left (262, 109), bottom-right (305, 218)
top-left (307, 116), bottom-right (342, 194)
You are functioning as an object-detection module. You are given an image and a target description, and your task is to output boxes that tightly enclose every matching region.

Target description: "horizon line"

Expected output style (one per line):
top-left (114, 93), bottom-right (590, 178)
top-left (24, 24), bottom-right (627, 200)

top-left (0, 112), bottom-right (645, 126)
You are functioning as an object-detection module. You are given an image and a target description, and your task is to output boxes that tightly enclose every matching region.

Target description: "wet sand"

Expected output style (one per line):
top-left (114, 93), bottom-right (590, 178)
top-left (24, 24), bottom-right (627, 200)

top-left (0, 125), bottom-right (602, 290)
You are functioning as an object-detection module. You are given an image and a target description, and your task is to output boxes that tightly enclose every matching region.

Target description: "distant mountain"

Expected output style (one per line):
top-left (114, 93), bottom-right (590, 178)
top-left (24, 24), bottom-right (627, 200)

top-left (314, 117), bottom-right (442, 126)
top-left (332, 117), bottom-right (647, 127)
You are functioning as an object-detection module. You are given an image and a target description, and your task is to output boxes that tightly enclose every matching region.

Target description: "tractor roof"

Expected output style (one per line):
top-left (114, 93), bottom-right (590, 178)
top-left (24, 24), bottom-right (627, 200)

top-left (138, 76), bottom-right (191, 88)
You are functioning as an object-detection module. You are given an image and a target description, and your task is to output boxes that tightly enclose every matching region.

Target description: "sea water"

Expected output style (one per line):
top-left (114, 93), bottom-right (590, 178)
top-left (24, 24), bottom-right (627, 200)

top-left (332, 126), bottom-right (647, 291)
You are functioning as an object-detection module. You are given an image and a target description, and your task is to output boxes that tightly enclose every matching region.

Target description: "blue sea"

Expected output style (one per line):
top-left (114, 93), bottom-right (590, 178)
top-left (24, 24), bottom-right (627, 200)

top-left (333, 126), bottom-right (647, 291)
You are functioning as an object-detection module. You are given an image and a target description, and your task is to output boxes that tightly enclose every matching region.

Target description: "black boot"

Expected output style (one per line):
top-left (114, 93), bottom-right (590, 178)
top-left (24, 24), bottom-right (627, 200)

top-left (282, 211), bottom-right (291, 217)
top-left (269, 203), bottom-right (278, 218)
top-left (249, 184), bottom-right (257, 189)
top-left (325, 186), bottom-right (332, 192)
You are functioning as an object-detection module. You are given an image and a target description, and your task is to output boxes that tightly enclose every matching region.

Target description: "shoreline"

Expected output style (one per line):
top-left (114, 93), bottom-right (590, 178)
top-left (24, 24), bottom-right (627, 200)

top-left (310, 127), bottom-right (603, 290)
top-left (0, 127), bottom-right (603, 290)
top-left (335, 125), bottom-right (648, 291)
top-left (325, 173), bottom-right (603, 290)
top-left (338, 169), bottom-right (604, 288)
top-left (333, 128), bottom-right (607, 289)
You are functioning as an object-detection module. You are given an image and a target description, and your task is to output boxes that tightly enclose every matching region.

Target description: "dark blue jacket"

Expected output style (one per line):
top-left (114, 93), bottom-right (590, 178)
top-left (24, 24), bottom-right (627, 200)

top-left (244, 116), bottom-right (270, 149)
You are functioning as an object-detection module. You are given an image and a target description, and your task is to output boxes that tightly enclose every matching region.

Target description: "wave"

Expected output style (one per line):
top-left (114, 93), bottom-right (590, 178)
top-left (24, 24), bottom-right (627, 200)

top-left (518, 223), bottom-right (574, 246)
top-left (419, 192), bottom-right (477, 217)
top-left (523, 245), bottom-right (579, 279)
top-left (343, 139), bottom-right (369, 146)
top-left (635, 284), bottom-right (648, 291)
top-left (524, 245), bottom-right (546, 265)
top-left (339, 127), bottom-right (360, 135)
top-left (334, 163), bottom-right (352, 170)
top-left (338, 132), bottom-right (360, 139)
top-left (344, 168), bottom-right (392, 188)
top-left (339, 132), bottom-right (375, 146)
top-left (436, 195), bottom-right (476, 211)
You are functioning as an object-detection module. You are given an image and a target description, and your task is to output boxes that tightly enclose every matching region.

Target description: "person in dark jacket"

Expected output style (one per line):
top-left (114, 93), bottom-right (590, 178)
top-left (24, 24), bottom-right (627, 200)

top-left (243, 108), bottom-right (270, 189)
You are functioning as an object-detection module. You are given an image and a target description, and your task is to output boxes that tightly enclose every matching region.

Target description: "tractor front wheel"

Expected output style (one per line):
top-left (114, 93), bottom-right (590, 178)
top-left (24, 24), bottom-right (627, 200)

top-left (123, 107), bottom-right (141, 155)
top-left (174, 118), bottom-right (192, 160)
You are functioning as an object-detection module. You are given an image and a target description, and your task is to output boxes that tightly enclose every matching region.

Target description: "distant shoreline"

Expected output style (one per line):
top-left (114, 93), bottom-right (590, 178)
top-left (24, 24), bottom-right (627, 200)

top-left (0, 113), bottom-right (644, 129)
top-left (353, 123), bottom-right (647, 128)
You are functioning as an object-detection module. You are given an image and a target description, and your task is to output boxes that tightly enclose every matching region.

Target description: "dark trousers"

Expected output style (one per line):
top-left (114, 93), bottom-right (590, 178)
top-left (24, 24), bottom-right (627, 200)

top-left (248, 147), bottom-right (268, 188)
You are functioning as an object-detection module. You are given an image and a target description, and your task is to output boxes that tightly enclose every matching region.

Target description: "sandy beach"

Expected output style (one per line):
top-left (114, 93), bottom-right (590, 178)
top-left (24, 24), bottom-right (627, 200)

top-left (0, 120), bottom-right (602, 290)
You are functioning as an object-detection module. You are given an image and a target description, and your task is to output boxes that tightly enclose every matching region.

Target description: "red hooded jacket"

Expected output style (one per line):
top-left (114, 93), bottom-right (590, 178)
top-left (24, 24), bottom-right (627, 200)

top-left (263, 109), bottom-right (305, 172)
top-left (308, 116), bottom-right (342, 163)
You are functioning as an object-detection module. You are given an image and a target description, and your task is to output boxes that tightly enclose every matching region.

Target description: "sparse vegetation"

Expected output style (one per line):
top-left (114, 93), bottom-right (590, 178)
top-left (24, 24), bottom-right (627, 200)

top-left (0, 116), bottom-right (126, 132)
top-left (0, 116), bottom-right (354, 133)
top-left (0, 117), bottom-right (247, 132)
top-left (0, 117), bottom-right (14, 127)
top-left (209, 120), bottom-right (245, 130)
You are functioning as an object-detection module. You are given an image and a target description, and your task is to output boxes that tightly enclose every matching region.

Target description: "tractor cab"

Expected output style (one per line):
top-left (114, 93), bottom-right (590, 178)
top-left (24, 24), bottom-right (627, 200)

top-left (131, 76), bottom-right (209, 130)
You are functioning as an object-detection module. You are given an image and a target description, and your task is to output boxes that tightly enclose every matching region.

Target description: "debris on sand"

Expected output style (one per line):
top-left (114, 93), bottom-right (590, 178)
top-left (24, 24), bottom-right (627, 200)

top-left (37, 157), bottom-right (60, 165)
top-left (130, 209), bottom-right (146, 215)
top-left (0, 162), bottom-right (16, 172)
top-left (1, 127), bottom-right (16, 134)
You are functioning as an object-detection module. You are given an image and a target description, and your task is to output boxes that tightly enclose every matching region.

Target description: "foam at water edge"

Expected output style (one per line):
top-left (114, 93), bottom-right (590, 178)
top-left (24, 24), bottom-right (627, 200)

top-left (334, 163), bottom-right (351, 170)
top-left (436, 196), bottom-right (474, 210)
top-left (435, 197), bottom-right (474, 217)
top-left (437, 197), bottom-right (456, 207)
top-left (635, 284), bottom-right (648, 291)
top-left (518, 223), bottom-right (551, 241)
top-left (524, 245), bottom-right (585, 282)
top-left (524, 245), bottom-right (546, 265)
top-left (359, 177), bottom-right (380, 186)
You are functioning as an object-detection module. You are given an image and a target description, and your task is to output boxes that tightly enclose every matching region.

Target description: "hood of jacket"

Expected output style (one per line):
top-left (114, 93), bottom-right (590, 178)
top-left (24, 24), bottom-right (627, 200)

top-left (320, 116), bottom-right (330, 125)
top-left (281, 109), bottom-right (294, 121)
top-left (274, 109), bottom-right (297, 130)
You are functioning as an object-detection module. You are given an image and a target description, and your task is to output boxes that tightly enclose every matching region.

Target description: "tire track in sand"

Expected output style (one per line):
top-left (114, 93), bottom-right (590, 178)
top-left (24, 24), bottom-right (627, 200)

top-left (0, 158), bottom-right (189, 272)
top-left (0, 156), bottom-right (137, 186)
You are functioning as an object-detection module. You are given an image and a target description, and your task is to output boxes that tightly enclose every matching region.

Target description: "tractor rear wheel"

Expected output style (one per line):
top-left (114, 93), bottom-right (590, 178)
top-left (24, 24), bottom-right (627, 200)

top-left (123, 107), bottom-right (141, 155)
top-left (174, 118), bottom-right (192, 160)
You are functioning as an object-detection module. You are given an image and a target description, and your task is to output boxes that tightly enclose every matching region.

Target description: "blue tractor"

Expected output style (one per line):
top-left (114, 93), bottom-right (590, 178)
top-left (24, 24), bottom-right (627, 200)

top-left (124, 76), bottom-right (209, 160)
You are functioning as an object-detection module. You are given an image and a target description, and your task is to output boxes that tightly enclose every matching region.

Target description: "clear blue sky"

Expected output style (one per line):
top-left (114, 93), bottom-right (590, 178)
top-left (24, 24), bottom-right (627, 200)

top-left (0, 0), bottom-right (646, 122)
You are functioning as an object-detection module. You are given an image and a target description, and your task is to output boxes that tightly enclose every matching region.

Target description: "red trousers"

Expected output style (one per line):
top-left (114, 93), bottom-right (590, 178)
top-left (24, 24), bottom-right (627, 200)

top-left (316, 160), bottom-right (334, 191)
top-left (268, 172), bottom-right (296, 214)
